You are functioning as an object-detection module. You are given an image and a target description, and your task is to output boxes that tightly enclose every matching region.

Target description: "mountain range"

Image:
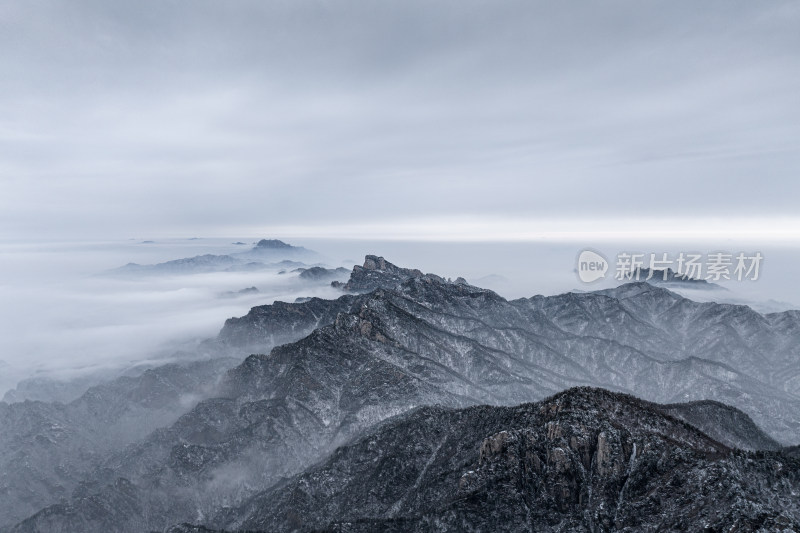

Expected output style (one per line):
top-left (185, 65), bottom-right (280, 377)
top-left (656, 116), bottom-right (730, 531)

top-left (209, 387), bottom-right (800, 532)
top-left (2, 255), bottom-right (799, 532)
top-left (106, 239), bottom-right (320, 276)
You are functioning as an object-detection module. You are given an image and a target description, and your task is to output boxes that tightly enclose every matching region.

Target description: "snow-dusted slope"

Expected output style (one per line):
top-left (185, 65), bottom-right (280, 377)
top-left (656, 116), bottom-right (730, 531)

top-left (5, 256), bottom-right (800, 532)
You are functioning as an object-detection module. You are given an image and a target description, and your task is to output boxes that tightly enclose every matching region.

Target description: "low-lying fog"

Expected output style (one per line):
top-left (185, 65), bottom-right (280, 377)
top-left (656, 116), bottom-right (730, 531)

top-left (0, 238), bottom-right (346, 396)
top-left (1, 237), bottom-right (798, 399)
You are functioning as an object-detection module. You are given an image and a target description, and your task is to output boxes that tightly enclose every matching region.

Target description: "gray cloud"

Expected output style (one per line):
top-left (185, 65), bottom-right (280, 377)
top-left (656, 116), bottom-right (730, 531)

top-left (1, 0), bottom-right (799, 239)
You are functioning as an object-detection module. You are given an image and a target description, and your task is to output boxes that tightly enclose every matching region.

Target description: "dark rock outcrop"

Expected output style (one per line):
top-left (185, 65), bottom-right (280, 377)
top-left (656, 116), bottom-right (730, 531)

top-left (217, 294), bottom-right (362, 352)
top-left (218, 389), bottom-right (800, 532)
top-left (331, 255), bottom-right (445, 293)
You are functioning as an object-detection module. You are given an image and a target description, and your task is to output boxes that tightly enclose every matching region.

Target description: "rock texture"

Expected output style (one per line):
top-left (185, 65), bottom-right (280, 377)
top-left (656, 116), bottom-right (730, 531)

top-left (331, 255), bottom-right (445, 293)
top-left (216, 293), bottom-right (362, 352)
top-left (215, 389), bottom-right (800, 532)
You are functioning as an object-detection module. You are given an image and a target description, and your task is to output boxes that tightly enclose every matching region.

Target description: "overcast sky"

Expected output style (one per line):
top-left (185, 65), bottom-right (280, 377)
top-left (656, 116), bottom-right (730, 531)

top-left (1, 1), bottom-right (799, 241)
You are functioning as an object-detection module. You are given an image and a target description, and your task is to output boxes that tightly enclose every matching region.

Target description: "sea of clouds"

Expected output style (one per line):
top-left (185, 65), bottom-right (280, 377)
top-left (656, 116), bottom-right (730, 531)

top-left (1, 236), bottom-right (797, 399)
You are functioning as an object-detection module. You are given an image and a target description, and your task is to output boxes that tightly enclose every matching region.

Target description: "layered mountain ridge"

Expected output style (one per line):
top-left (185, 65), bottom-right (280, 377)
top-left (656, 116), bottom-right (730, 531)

top-left (2, 255), bottom-right (799, 532)
top-left (106, 239), bottom-right (320, 276)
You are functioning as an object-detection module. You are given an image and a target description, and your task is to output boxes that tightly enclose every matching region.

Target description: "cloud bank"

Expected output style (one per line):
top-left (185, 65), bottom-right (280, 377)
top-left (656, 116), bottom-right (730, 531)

top-left (1, 1), bottom-right (799, 239)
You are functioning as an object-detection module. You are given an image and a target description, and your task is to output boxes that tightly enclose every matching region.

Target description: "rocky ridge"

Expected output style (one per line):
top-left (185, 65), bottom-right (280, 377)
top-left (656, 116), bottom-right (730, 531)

top-left (4, 255), bottom-right (800, 532)
top-left (193, 388), bottom-right (800, 532)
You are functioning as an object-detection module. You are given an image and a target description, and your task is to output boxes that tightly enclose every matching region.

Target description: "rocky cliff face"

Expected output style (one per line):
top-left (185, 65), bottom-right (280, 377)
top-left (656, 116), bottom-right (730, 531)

top-left (207, 388), bottom-right (800, 532)
top-left (331, 255), bottom-right (445, 293)
top-left (217, 293), bottom-right (362, 352)
top-left (217, 255), bottom-right (455, 353)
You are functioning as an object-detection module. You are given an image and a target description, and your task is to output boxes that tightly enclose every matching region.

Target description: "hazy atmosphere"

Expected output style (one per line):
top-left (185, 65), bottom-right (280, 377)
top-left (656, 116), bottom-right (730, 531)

top-left (1, 1), bottom-right (799, 240)
top-left (2, 3), bottom-right (800, 532)
top-left (2, 0), bottom-right (800, 404)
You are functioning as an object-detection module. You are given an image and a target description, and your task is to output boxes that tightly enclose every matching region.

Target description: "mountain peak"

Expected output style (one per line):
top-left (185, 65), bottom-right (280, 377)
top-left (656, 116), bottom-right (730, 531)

top-left (332, 255), bottom-right (444, 293)
top-left (362, 254), bottom-right (414, 273)
top-left (253, 239), bottom-right (293, 249)
top-left (216, 386), bottom-right (797, 533)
